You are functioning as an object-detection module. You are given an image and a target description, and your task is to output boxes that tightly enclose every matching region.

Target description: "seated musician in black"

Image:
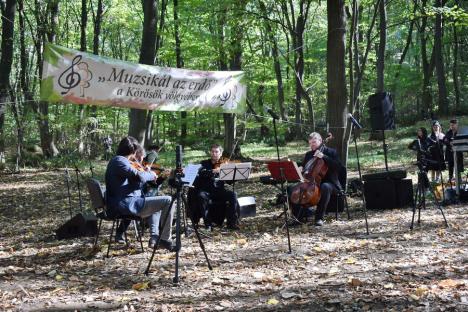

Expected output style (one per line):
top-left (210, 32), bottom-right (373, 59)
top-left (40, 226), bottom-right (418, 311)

top-left (189, 144), bottom-right (240, 230)
top-left (291, 132), bottom-right (343, 226)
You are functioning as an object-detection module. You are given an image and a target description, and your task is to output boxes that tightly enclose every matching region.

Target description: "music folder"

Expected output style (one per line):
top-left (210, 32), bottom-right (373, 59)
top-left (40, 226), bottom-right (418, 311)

top-left (181, 164), bottom-right (202, 186)
top-left (219, 162), bottom-right (252, 181)
top-left (267, 159), bottom-right (303, 182)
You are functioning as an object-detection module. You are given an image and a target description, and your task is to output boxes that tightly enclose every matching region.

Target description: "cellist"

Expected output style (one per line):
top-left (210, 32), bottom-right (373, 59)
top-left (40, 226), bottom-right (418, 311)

top-left (290, 132), bottom-right (343, 226)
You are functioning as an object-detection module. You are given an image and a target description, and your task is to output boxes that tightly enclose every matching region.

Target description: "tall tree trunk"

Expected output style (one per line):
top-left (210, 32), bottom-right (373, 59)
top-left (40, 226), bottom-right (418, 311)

top-left (434, 0), bottom-right (449, 116)
top-left (394, 2), bottom-right (416, 81)
top-left (0, 0), bottom-right (16, 163)
top-left (155, 0), bottom-right (167, 60)
top-left (352, 0), bottom-right (380, 115)
top-left (174, 0), bottom-right (187, 146)
top-left (129, 0), bottom-right (158, 144)
top-left (88, 0), bottom-right (103, 158)
top-left (281, 0), bottom-right (312, 138)
top-left (78, 0), bottom-right (88, 154)
top-left (346, 0), bottom-right (360, 142)
top-left (147, 0), bottom-right (167, 144)
top-left (452, 23), bottom-right (460, 113)
top-left (259, 0), bottom-right (286, 120)
top-left (419, 0), bottom-right (435, 115)
top-left (16, 0), bottom-right (29, 165)
top-left (223, 1), bottom-right (247, 158)
top-left (33, 0), bottom-right (59, 157)
top-left (327, 0), bottom-right (348, 164)
top-left (376, 0), bottom-right (386, 93)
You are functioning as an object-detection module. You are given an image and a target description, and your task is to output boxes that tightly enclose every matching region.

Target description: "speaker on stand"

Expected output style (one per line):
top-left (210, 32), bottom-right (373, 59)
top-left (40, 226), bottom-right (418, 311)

top-left (369, 92), bottom-right (395, 131)
top-left (368, 92), bottom-right (396, 172)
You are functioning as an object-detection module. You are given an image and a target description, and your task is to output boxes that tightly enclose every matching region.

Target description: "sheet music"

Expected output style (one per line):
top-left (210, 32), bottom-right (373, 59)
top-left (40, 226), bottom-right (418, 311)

top-left (219, 162), bottom-right (252, 181)
top-left (182, 164), bottom-right (202, 186)
top-left (266, 160), bottom-right (304, 182)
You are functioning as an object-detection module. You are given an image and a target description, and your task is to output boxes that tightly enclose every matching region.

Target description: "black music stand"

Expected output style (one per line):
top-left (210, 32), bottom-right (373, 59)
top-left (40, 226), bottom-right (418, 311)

top-left (267, 160), bottom-right (303, 253)
top-left (219, 162), bottom-right (252, 192)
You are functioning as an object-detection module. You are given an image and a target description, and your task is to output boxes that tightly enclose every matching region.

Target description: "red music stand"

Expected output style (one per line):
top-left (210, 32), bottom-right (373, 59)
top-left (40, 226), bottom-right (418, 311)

top-left (267, 160), bottom-right (303, 183)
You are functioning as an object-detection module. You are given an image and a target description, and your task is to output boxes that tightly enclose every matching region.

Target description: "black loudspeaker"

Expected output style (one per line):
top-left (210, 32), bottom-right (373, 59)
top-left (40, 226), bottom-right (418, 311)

top-left (394, 178), bottom-right (414, 207)
top-left (369, 92), bottom-right (395, 131)
top-left (56, 213), bottom-right (98, 240)
top-left (362, 169), bottom-right (406, 181)
top-left (364, 179), bottom-right (397, 210)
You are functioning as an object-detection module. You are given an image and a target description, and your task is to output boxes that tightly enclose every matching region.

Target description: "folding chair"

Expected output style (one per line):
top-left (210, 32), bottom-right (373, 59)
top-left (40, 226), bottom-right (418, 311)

top-left (86, 178), bottom-right (145, 257)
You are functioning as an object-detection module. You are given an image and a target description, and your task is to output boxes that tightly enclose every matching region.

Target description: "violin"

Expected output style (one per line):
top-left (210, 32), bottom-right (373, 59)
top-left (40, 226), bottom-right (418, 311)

top-left (290, 133), bottom-right (332, 207)
top-left (130, 160), bottom-right (170, 178)
top-left (142, 161), bottom-right (167, 175)
top-left (213, 157), bottom-right (230, 170)
top-left (130, 160), bottom-right (147, 172)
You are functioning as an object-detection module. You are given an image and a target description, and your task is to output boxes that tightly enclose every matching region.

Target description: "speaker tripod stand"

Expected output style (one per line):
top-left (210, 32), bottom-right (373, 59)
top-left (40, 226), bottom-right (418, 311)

top-left (410, 163), bottom-right (449, 230)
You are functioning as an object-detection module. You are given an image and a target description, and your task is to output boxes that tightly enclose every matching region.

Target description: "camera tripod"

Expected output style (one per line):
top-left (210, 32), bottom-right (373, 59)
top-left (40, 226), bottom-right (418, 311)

top-left (410, 164), bottom-right (449, 229)
top-left (145, 169), bottom-right (213, 284)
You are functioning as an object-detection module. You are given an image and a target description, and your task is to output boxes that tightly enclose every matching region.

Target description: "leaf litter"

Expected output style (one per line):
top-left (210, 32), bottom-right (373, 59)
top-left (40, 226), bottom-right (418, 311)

top-left (0, 169), bottom-right (467, 311)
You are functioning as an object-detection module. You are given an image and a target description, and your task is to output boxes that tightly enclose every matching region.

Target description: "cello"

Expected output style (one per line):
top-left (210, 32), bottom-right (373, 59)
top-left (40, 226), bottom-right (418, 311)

top-left (290, 133), bottom-right (332, 207)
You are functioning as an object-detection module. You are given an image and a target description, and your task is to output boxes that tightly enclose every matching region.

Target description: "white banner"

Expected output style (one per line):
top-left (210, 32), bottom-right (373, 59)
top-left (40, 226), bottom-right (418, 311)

top-left (40, 44), bottom-right (246, 112)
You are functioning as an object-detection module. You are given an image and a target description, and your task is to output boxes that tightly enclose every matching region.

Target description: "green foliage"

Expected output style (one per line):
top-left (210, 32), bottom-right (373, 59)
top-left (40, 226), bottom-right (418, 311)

top-left (1, 0), bottom-right (467, 168)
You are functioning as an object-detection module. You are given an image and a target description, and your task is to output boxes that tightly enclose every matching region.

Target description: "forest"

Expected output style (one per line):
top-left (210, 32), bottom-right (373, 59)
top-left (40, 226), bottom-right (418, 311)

top-left (0, 0), bottom-right (467, 311)
top-left (0, 0), bottom-right (466, 165)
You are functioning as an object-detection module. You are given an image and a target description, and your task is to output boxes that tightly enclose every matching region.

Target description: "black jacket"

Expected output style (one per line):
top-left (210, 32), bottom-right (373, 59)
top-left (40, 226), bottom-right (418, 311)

top-left (193, 159), bottom-right (225, 192)
top-left (408, 137), bottom-right (430, 154)
top-left (302, 145), bottom-right (343, 190)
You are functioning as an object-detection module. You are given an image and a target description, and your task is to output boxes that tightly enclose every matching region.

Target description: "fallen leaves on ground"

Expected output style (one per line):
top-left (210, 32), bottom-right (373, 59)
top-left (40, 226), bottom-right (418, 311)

top-left (0, 167), bottom-right (467, 311)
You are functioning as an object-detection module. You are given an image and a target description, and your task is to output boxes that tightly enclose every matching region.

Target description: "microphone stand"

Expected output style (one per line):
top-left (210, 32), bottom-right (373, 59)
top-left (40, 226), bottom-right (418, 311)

top-left (382, 130), bottom-right (389, 172)
top-left (351, 123), bottom-right (369, 235)
top-left (74, 165), bottom-right (84, 213)
top-left (64, 168), bottom-right (73, 219)
top-left (271, 113), bottom-right (292, 253)
top-left (435, 137), bottom-right (446, 203)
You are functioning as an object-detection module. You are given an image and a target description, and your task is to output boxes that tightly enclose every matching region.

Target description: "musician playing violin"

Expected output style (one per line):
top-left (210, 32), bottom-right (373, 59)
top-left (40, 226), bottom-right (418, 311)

top-left (189, 144), bottom-right (240, 230)
top-left (142, 144), bottom-right (163, 197)
top-left (105, 136), bottom-right (176, 251)
top-left (290, 132), bottom-right (343, 226)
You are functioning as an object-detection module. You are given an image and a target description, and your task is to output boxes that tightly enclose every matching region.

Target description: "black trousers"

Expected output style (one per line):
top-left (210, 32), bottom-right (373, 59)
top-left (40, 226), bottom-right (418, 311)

top-left (315, 182), bottom-right (338, 221)
top-left (189, 187), bottom-right (239, 227)
top-left (447, 152), bottom-right (464, 180)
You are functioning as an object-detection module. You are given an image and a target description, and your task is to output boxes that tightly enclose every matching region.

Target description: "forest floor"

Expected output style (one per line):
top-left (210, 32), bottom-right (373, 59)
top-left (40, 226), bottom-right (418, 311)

top-left (0, 166), bottom-right (467, 311)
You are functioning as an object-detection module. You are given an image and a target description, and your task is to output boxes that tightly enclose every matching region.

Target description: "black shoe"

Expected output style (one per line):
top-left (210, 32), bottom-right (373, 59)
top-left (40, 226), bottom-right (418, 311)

top-left (115, 233), bottom-right (125, 244)
top-left (160, 239), bottom-right (179, 252)
top-left (205, 223), bottom-right (213, 231)
top-left (288, 220), bottom-right (302, 227)
top-left (226, 223), bottom-right (240, 231)
top-left (148, 236), bottom-right (179, 252)
top-left (148, 236), bottom-right (158, 249)
top-left (314, 219), bottom-right (324, 226)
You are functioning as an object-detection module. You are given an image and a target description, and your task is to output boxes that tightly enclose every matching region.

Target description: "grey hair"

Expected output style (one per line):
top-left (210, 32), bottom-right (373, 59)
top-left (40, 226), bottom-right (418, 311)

top-left (308, 132), bottom-right (323, 141)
